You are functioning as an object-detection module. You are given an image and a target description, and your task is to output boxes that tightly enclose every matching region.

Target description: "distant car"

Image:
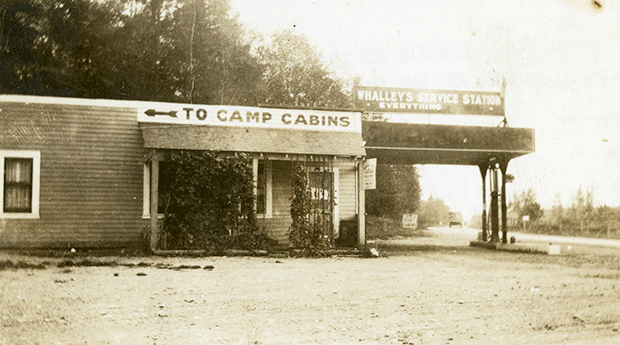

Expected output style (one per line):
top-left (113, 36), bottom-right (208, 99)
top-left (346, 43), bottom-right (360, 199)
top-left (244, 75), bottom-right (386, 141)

top-left (448, 212), bottom-right (463, 227)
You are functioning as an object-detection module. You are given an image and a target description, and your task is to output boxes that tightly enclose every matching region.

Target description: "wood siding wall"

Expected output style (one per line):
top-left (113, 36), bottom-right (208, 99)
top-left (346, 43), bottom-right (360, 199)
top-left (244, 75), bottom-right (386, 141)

top-left (259, 158), bottom-right (358, 246)
top-left (334, 159), bottom-right (358, 222)
top-left (257, 160), bottom-right (293, 244)
top-left (0, 101), bottom-right (146, 248)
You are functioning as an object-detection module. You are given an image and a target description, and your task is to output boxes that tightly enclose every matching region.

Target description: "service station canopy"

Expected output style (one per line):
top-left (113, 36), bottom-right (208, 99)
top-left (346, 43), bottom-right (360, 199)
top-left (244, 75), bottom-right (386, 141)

top-left (362, 121), bottom-right (535, 166)
top-left (355, 86), bottom-right (535, 166)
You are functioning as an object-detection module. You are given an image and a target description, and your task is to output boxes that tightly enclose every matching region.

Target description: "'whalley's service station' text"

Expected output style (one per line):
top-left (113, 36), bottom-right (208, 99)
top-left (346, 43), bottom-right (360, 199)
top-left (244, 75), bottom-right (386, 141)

top-left (356, 90), bottom-right (502, 111)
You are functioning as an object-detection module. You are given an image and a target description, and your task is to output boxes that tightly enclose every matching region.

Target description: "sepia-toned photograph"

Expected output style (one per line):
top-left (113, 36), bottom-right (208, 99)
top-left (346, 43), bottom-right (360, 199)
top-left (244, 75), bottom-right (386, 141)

top-left (1, 0), bottom-right (619, 344)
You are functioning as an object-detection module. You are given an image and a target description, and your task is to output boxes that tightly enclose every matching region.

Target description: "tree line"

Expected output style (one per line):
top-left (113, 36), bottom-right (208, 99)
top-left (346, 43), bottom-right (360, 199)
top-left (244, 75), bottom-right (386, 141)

top-left (0, 0), bottom-right (350, 108)
top-left (507, 187), bottom-right (620, 239)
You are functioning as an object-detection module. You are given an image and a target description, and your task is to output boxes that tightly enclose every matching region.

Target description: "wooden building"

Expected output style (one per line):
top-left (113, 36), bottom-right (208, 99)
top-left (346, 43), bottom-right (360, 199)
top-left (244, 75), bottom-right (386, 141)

top-left (0, 95), bottom-right (366, 250)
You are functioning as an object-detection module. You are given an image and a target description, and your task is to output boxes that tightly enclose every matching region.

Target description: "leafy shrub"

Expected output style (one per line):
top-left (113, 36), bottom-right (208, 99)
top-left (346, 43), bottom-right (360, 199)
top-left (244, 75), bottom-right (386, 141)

top-left (159, 150), bottom-right (276, 251)
top-left (366, 216), bottom-right (425, 240)
top-left (233, 232), bottom-right (279, 251)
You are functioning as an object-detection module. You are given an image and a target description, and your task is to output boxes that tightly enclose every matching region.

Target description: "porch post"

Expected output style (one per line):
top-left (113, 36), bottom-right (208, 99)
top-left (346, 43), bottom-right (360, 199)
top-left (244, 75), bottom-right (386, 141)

top-left (490, 166), bottom-right (500, 242)
top-left (478, 164), bottom-right (488, 242)
top-left (357, 160), bottom-right (366, 249)
top-left (500, 160), bottom-right (510, 244)
top-left (150, 153), bottom-right (160, 252)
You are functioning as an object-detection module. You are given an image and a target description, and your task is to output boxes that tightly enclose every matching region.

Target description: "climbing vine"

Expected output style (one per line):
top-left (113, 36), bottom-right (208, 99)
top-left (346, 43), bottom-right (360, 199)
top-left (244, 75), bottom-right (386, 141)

top-left (159, 150), bottom-right (276, 252)
top-left (288, 161), bottom-right (330, 256)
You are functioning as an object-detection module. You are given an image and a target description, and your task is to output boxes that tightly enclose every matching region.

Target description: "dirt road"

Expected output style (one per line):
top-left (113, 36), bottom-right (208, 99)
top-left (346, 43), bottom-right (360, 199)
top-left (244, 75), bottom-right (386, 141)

top-left (431, 225), bottom-right (620, 248)
top-left (2, 234), bottom-right (620, 344)
top-left (377, 226), bottom-right (620, 256)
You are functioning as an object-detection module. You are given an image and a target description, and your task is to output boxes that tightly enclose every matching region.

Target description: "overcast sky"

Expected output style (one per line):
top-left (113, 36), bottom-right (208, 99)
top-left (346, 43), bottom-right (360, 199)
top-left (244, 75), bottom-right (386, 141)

top-left (230, 0), bottom-right (620, 219)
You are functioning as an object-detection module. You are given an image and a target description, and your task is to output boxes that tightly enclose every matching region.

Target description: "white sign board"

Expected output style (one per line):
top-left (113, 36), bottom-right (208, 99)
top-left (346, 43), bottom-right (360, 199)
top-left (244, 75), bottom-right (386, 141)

top-left (363, 158), bottom-right (377, 190)
top-left (402, 213), bottom-right (418, 229)
top-left (522, 215), bottom-right (530, 221)
top-left (138, 104), bottom-right (361, 133)
top-left (354, 86), bottom-right (504, 116)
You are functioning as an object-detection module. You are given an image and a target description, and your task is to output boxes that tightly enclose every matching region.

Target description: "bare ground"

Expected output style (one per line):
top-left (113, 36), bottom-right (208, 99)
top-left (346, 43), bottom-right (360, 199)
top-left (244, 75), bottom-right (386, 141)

top-left (2, 232), bottom-right (620, 345)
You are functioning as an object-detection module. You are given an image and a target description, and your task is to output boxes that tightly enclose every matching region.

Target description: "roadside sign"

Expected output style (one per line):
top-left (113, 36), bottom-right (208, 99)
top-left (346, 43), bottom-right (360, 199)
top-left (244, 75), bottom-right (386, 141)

top-left (402, 213), bottom-right (418, 229)
top-left (363, 158), bottom-right (376, 190)
top-left (354, 86), bottom-right (504, 116)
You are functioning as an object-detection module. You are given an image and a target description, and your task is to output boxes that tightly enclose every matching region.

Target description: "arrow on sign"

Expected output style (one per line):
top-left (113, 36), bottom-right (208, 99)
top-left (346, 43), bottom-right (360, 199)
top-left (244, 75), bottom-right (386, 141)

top-left (144, 109), bottom-right (178, 118)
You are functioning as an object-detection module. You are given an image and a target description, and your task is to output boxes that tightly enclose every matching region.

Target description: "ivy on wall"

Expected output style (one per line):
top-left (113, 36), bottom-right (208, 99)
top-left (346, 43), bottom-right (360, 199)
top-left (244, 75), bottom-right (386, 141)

top-left (159, 150), bottom-right (275, 252)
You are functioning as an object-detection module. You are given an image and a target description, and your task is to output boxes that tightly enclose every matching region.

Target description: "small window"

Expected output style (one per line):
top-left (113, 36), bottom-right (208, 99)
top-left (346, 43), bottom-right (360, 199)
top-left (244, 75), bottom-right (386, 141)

top-left (4, 158), bottom-right (33, 213)
top-left (0, 151), bottom-right (40, 218)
